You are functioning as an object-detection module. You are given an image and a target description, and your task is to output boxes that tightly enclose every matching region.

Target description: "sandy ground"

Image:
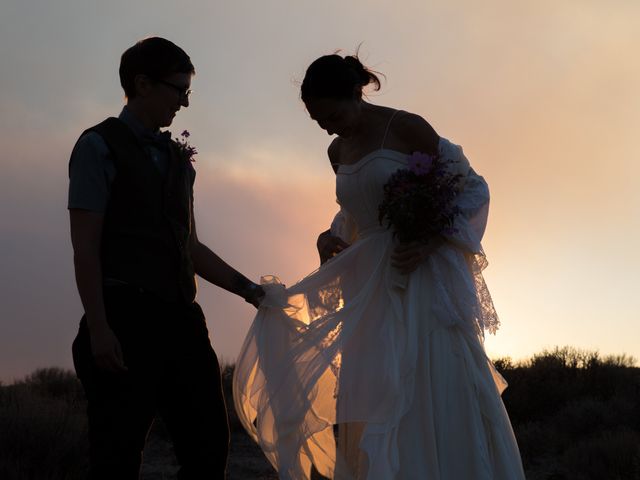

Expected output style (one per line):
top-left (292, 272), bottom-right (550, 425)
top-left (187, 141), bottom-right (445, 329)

top-left (140, 422), bottom-right (278, 480)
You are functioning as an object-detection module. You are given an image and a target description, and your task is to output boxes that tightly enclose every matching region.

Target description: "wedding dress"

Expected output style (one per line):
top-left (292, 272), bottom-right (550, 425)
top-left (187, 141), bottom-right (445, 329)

top-left (233, 136), bottom-right (526, 479)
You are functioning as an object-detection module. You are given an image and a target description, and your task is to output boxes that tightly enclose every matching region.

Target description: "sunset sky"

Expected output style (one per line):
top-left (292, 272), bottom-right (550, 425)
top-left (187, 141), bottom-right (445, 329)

top-left (1, 0), bottom-right (638, 382)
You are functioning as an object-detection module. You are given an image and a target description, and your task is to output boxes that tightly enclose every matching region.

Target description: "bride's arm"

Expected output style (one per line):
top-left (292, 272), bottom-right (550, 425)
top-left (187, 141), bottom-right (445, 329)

top-left (391, 112), bottom-right (489, 272)
top-left (390, 112), bottom-right (441, 273)
top-left (442, 166), bottom-right (490, 255)
top-left (317, 228), bottom-right (349, 264)
top-left (391, 161), bottom-right (490, 273)
top-left (317, 139), bottom-right (354, 264)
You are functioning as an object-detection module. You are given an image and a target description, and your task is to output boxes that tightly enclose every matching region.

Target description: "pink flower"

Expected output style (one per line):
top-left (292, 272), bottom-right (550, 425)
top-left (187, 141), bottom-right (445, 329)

top-left (408, 151), bottom-right (434, 175)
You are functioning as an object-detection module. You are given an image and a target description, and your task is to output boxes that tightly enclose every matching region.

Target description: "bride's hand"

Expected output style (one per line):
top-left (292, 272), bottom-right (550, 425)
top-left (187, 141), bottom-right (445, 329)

top-left (392, 237), bottom-right (445, 274)
top-left (317, 230), bottom-right (350, 264)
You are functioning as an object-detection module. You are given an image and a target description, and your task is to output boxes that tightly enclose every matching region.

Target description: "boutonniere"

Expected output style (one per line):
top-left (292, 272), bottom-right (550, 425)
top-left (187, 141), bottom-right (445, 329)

top-left (174, 130), bottom-right (198, 163)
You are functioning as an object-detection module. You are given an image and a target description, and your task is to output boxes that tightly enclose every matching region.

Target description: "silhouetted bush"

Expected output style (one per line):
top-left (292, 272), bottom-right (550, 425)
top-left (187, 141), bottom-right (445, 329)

top-left (2, 347), bottom-right (639, 478)
top-left (498, 347), bottom-right (639, 423)
top-left (496, 346), bottom-right (640, 478)
top-left (20, 367), bottom-right (85, 402)
top-left (561, 430), bottom-right (640, 480)
top-left (221, 362), bottom-right (243, 433)
top-left (0, 368), bottom-right (88, 480)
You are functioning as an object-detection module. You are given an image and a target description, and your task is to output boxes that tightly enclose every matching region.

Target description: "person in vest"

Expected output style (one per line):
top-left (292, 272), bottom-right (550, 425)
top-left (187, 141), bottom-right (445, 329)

top-left (68, 37), bottom-right (263, 479)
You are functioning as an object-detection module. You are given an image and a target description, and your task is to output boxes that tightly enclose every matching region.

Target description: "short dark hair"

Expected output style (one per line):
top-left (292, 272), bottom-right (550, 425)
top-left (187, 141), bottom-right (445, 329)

top-left (301, 53), bottom-right (381, 103)
top-left (119, 37), bottom-right (195, 99)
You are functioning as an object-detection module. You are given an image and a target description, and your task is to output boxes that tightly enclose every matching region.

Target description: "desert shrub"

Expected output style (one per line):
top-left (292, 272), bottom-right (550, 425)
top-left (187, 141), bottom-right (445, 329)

top-left (498, 346), bottom-right (640, 425)
top-left (221, 363), bottom-right (242, 433)
top-left (513, 420), bottom-right (560, 468)
top-left (553, 397), bottom-right (610, 437)
top-left (0, 369), bottom-right (88, 480)
top-left (553, 395), bottom-right (638, 438)
top-left (603, 354), bottom-right (637, 368)
top-left (20, 368), bottom-right (84, 401)
top-left (1, 348), bottom-right (638, 478)
top-left (492, 356), bottom-right (515, 373)
top-left (495, 346), bottom-right (640, 479)
top-left (561, 429), bottom-right (640, 480)
top-left (529, 346), bottom-right (601, 370)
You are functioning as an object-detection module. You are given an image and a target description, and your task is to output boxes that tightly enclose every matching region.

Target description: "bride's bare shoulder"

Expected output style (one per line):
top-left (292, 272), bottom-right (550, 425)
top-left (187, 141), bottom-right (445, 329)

top-left (395, 111), bottom-right (440, 155)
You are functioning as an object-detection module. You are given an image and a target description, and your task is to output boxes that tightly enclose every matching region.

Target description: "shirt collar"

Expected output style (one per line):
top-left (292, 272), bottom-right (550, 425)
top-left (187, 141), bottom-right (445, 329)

top-left (118, 106), bottom-right (161, 141)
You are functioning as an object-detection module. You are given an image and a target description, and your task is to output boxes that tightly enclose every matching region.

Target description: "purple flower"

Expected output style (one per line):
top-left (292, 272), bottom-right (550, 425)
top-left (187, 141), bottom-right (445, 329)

top-left (379, 152), bottom-right (462, 243)
top-left (174, 131), bottom-right (197, 162)
top-left (408, 152), bottom-right (434, 175)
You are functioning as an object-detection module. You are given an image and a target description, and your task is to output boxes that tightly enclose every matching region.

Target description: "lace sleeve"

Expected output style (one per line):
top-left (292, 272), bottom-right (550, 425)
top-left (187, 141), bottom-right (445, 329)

top-left (438, 139), bottom-right (499, 334)
top-left (438, 140), bottom-right (490, 261)
top-left (446, 169), bottom-right (490, 260)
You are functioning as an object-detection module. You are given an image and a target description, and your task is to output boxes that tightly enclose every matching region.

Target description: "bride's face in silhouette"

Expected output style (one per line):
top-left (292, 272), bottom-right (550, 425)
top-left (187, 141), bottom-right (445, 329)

top-left (305, 97), bottom-right (362, 138)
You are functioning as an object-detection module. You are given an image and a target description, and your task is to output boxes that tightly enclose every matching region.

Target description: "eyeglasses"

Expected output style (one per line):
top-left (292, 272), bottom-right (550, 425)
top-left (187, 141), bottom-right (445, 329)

top-left (156, 79), bottom-right (193, 99)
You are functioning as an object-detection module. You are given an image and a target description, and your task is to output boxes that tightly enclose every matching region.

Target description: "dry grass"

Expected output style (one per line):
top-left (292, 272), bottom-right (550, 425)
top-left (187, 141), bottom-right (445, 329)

top-left (0, 368), bottom-right (88, 480)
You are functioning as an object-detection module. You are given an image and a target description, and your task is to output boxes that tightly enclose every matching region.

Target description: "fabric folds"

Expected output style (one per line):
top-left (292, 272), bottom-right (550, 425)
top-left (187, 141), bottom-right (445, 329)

top-left (233, 139), bottom-right (524, 479)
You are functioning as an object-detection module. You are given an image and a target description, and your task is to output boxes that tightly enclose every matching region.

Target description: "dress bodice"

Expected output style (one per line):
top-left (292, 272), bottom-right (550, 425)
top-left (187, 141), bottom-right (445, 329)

top-left (335, 149), bottom-right (409, 236)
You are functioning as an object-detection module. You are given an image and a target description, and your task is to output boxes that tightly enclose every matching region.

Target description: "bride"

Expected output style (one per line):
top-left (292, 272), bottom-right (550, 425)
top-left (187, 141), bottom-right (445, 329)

top-left (233, 53), bottom-right (526, 479)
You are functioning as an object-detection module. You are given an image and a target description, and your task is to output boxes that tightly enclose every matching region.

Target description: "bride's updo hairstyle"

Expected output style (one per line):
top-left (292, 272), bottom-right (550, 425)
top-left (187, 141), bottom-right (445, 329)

top-left (301, 54), bottom-right (381, 103)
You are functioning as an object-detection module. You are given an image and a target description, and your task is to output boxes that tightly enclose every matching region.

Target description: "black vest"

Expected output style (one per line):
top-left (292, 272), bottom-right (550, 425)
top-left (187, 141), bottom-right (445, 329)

top-left (83, 118), bottom-right (197, 303)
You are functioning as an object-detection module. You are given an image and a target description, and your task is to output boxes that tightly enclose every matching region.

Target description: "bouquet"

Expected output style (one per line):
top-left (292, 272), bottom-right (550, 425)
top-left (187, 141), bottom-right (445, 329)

top-left (378, 151), bottom-right (462, 243)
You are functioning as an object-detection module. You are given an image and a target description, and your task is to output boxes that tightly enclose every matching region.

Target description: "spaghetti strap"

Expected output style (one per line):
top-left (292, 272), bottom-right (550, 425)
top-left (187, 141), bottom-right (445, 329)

top-left (380, 110), bottom-right (402, 149)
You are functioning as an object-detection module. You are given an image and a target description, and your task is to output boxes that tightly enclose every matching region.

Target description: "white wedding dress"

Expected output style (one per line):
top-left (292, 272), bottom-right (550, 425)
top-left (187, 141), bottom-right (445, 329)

top-left (233, 138), bottom-right (526, 479)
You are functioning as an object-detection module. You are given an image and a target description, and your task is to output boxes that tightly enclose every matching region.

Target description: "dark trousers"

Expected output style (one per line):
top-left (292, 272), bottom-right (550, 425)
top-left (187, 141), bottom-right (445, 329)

top-left (72, 286), bottom-right (230, 480)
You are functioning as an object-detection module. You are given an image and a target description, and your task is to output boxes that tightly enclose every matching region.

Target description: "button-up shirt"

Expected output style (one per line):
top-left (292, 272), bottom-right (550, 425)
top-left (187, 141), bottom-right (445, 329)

top-left (68, 107), bottom-right (170, 213)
